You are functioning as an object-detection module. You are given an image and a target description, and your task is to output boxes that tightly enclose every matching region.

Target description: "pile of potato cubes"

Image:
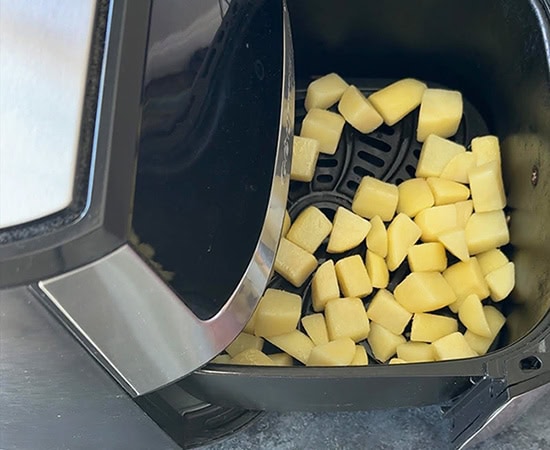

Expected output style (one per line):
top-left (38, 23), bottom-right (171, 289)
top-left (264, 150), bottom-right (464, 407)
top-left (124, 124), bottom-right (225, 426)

top-left (212, 74), bottom-right (514, 367)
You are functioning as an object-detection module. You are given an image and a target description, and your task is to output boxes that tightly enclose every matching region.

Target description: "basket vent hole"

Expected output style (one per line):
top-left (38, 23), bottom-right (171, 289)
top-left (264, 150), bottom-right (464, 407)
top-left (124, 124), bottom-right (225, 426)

top-left (405, 164), bottom-right (416, 177)
top-left (519, 355), bottom-right (542, 372)
top-left (413, 148), bottom-right (421, 159)
top-left (347, 180), bottom-right (359, 191)
top-left (358, 151), bottom-right (385, 167)
top-left (317, 158), bottom-right (338, 168)
top-left (317, 174), bottom-right (333, 183)
top-left (353, 166), bottom-right (374, 177)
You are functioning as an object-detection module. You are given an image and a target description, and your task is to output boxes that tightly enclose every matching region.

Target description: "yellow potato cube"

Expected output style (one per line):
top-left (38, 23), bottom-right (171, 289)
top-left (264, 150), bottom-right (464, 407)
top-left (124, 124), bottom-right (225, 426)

top-left (444, 258), bottom-right (490, 313)
top-left (397, 178), bottom-right (434, 218)
top-left (386, 213), bottom-right (422, 271)
top-left (440, 152), bottom-right (477, 184)
top-left (351, 345), bottom-right (369, 366)
top-left (477, 249), bottom-right (509, 276)
top-left (282, 210), bottom-right (291, 237)
top-left (389, 358), bottom-right (408, 364)
top-left (254, 289), bottom-right (302, 338)
top-left (311, 260), bottom-right (340, 312)
top-left (464, 306), bottom-right (506, 355)
top-left (301, 108), bottom-right (345, 155)
top-left (366, 215), bottom-right (388, 258)
top-left (426, 177), bottom-right (470, 206)
top-left (432, 332), bottom-right (477, 361)
top-left (396, 342), bottom-right (435, 362)
top-left (458, 294), bottom-right (492, 338)
top-left (275, 238), bottom-right (318, 287)
top-left (366, 250), bottom-right (389, 288)
top-left (269, 352), bottom-right (294, 366)
top-left (267, 330), bottom-right (314, 364)
top-left (469, 161), bottom-right (506, 213)
top-left (410, 313), bottom-right (458, 343)
top-left (231, 349), bottom-right (275, 366)
top-left (226, 332), bottom-right (264, 358)
top-left (367, 322), bottom-right (406, 362)
top-left (305, 73), bottom-right (349, 111)
top-left (306, 338), bottom-right (356, 366)
top-left (465, 211), bottom-right (510, 255)
top-left (301, 313), bottom-right (329, 346)
top-left (485, 262), bottom-right (515, 302)
top-left (417, 89), bottom-right (463, 142)
top-left (368, 78), bottom-right (427, 126)
top-left (414, 204), bottom-right (458, 242)
top-left (471, 135), bottom-right (501, 166)
top-left (416, 135), bottom-right (466, 178)
top-left (211, 354), bottom-right (232, 364)
top-left (455, 200), bottom-right (474, 228)
top-left (352, 176), bottom-right (399, 221)
top-left (327, 207), bottom-right (371, 253)
top-left (366, 289), bottom-right (412, 335)
top-left (335, 255), bottom-right (373, 298)
top-left (243, 308), bottom-right (258, 334)
top-left (291, 136), bottom-right (320, 182)
top-left (438, 228), bottom-right (470, 262)
top-left (286, 206), bottom-right (332, 254)
top-left (407, 242), bottom-right (447, 272)
top-left (394, 272), bottom-right (457, 313)
top-left (325, 297), bottom-right (370, 342)
top-left (338, 85), bottom-right (383, 133)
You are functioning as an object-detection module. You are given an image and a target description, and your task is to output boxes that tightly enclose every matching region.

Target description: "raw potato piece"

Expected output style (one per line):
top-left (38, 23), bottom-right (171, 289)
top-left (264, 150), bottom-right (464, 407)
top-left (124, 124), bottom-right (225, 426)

top-left (211, 354), bottom-right (232, 364)
top-left (305, 73), bottom-right (349, 111)
top-left (432, 332), bottom-right (477, 361)
top-left (352, 176), bottom-right (399, 221)
top-left (414, 204), bottom-right (458, 242)
top-left (327, 207), bottom-right (371, 253)
top-left (386, 213), bottom-right (422, 271)
top-left (306, 338), bottom-right (356, 366)
top-left (471, 135), bottom-right (501, 166)
top-left (408, 243), bottom-right (447, 272)
top-left (301, 109), bottom-right (345, 155)
top-left (231, 349), bottom-right (275, 366)
top-left (416, 135), bottom-right (466, 178)
top-left (397, 178), bottom-right (434, 218)
top-left (394, 272), bottom-right (457, 313)
top-left (410, 313), bottom-right (458, 343)
top-left (301, 314), bottom-right (329, 346)
top-left (389, 358), bottom-right (408, 365)
top-left (338, 85), bottom-right (383, 133)
top-left (254, 289), bottom-right (302, 338)
top-left (367, 289), bottom-right (412, 335)
top-left (458, 294), bottom-right (492, 338)
top-left (469, 161), bottom-right (506, 212)
top-left (270, 353), bottom-right (294, 366)
top-left (396, 342), bottom-right (435, 362)
top-left (286, 206), bottom-right (332, 254)
top-left (440, 152), bottom-right (477, 184)
top-left (455, 200), bottom-right (474, 229)
top-left (291, 136), bottom-right (320, 182)
top-left (367, 215), bottom-right (388, 258)
top-left (417, 88), bottom-right (463, 142)
top-left (275, 238), bottom-right (318, 288)
top-left (477, 249), bottom-right (509, 276)
top-left (311, 260), bottom-right (340, 312)
top-left (351, 345), bottom-right (369, 366)
top-left (485, 262), bottom-right (515, 302)
top-left (335, 255), bottom-right (373, 298)
top-left (267, 330), bottom-right (314, 365)
top-left (325, 297), bottom-right (370, 342)
top-left (365, 250), bottom-right (389, 289)
top-left (444, 258), bottom-right (490, 313)
top-left (464, 306), bottom-right (506, 355)
top-left (426, 177), bottom-right (470, 206)
top-left (438, 229), bottom-right (470, 262)
top-left (226, 332), bottom-right (264, 358)
top-left (367, 322), bottom-right (406, 362)
top-left (465, 211), bottom-right (510, 255)
top-left (243, 308), bottom-right (258, 334)
top-left (282, 210), bottom-right (291, 238)
top-left (368, 78), bottom-right (427, 126)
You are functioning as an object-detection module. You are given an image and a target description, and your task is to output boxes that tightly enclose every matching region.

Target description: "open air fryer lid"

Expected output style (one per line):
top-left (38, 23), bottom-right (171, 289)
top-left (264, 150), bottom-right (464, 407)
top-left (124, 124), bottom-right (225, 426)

top-left (0, 0), bottom-right (293, 396)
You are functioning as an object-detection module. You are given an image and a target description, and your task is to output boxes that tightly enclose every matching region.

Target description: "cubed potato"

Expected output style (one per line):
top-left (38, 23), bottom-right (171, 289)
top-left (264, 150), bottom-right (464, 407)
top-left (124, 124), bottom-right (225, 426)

top-left (352, 176), bottom-right (399, 221)
top-left (269, 352), bottom-right (294, 366)
top-left (282, 210), bottom-right (291, 237)
top-left (444, 258), bottom-right (490, 313)
top-left (335, 255), bottom-right (373, 298)
top-left (366, 215), bottom-right (388, 258)
top-left (397, 178), bottom-right (434, 218)
top-left (432, 332), bottom-right (478, 361)
top-left (407, 242), bottom-right (447, 272)
top-left (471, 135), bottom-right (501, 166)
top-left (417, 89), bottom-right (463, 142)
top-left (485, 262), bottom-right (515, 302)
top-left (465, 210), bottom-right (510, 255)
top-left (416, 135), bottom-right (466, 178)
top-left (477, 248), bottom-right (509, 276)
top-left (351, 345), bottom-right (369, 366)
top-left (254, 289), bottom-right (302, 338)
top-left (389, 358), bottom-right (408, 364)
top-left (458, 294), bottom-right (492, 338)
top-left (438, 228), bottom-right (470, 262)
top-left (414, 204), bottom-right (458, 242)
top-left (275, 238), bottom-right (318, 287)
top-left (306, 338), bottom-right (356, 366)
top-left (396, 342), bottom-right (435, 362)
top-left (469, 161), bottom-right (506, 213)
top-left (327, 207), bottom-right (371, 253)
top-left (267, 330), bottom-right (315, 365)
top-left (338, 85), bottom-right (383, 133)
top-left (394, 272), bottom-right (457, 313)
top-left (440, 152), bottom-right (477, 184)
top-left (455, 200), bottom-right (474, 229)
top-left (301, 313), bottom-right (329, 346)
top-left (211, 354), bottom-right (232, 364)
top-left (426, 177), bottom-right (470, 206)
top-left (366, 250), bottom-right (389, 288)
top-left (311, 260), bottom-right (340, 312)
top-left (325, 297), bottom-right (370, 342)
top-left (291, 136), bottom-right (320, 182)
top-left (386, 213), bottom-right (422, 271)
top-left (410, 313), bottom-right (458, 343)
top-left (231, 349), bottom-right (275, 366)
top-left (286, 206), bottom-right (332, 254)
top-left (368, 78), bottom-right (427, 126)
top-left (226, 332), bottom-right (264, 358)
top-left (305, 73), bottom-right (349, 111)
top-left (464, 306), bottom-right (506, 355)
top-left (367, 322), bottom-right (406, 362)
top-left (301, 108), bottom-right (345, 155)
top-left (367, 289), bottom-right (412, 335)
top-left (243, 308), bottom-right (258, 334)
